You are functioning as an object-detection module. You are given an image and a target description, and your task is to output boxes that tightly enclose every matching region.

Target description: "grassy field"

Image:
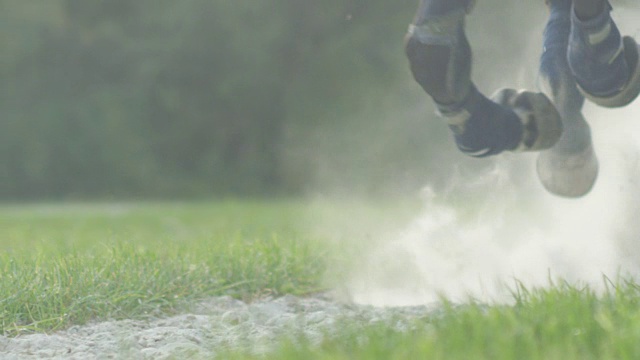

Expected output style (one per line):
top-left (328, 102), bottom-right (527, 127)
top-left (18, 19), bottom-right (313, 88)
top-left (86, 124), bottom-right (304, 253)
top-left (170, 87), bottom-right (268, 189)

top-left (225, 284), bottom-right (640, 360)
top-left (3, 200), bottom-right (640, 359)
top-left (222, 280), bottom-right (640, 359)
top-left (0, 201), bottom-right (327, 335)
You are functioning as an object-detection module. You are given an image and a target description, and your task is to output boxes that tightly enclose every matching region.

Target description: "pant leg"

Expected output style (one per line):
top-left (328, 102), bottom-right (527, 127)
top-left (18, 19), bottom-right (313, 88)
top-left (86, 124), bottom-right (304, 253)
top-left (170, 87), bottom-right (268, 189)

top-left (405, 0), bottom-right (524, 157)
top-left (541, 0), bottom-right (584, 116)
top-left (572, 0), bottom-right (606, 20)
top-left (540, 0), bottom-right (593, 151)
top-left (568, 0), bottom-right (630, 97)
top-left (536, 0), bottom-right (599, 197)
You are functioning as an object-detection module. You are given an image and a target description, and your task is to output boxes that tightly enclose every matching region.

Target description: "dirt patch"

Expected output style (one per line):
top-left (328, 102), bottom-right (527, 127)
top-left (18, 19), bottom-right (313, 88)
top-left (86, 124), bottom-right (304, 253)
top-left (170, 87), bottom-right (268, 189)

top-left (0, 294), bottom-right (434, 359)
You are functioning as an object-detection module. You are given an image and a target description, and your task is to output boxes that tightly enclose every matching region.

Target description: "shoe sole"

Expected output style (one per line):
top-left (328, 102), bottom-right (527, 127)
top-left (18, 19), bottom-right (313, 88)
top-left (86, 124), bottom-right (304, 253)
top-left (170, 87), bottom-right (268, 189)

top-left (491, 89), bottom-right (563, 152)
top-left (537, 143), bottom-right (599, 198)
top-left (536, 112), bottom-right (599, 198)
top-left (578, 36), bottom-right (640, 108)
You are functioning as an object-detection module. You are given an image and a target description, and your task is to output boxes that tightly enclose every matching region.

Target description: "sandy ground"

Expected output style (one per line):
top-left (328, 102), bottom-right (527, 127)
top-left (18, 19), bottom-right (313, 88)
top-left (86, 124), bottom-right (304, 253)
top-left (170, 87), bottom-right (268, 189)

top-left (0, 294), bottom-right (433, 359)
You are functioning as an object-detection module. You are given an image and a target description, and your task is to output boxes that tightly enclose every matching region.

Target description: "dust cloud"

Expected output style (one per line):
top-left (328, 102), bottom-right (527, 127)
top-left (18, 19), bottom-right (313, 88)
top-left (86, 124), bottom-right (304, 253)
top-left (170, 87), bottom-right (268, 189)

top-left (345, 103), bottom-right (640, 306)
top-left (334, 3), bottom-right (640, 307)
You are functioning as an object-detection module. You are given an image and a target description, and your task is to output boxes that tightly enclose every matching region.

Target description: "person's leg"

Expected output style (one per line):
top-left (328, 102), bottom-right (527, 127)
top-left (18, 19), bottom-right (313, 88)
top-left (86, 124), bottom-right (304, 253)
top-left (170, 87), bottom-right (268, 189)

top-left (405, 0), bottom-right (562, 157)
top-left (568, 0), bottom-right (640, 107)
top-left (537, 0), bottom-right (598, 197)
top-left (573, 0), bottom-right (605, 20)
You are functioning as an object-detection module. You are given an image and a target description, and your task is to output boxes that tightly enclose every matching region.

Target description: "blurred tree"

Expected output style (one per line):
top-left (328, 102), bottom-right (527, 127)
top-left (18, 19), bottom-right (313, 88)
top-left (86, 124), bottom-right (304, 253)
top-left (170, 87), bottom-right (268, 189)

top-left (3, 0), bottom-right (508, 200)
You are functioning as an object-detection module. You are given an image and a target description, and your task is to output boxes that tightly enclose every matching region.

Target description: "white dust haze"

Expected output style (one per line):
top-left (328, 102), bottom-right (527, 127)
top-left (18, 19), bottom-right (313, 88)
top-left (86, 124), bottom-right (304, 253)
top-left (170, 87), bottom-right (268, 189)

top-left (338, 4), bottom-right (640, 306)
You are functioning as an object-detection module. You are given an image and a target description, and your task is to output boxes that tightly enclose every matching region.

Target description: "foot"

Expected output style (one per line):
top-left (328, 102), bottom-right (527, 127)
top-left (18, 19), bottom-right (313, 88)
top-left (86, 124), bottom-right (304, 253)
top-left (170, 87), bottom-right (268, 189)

top-left (538, 0), bottom-right (599, 198)
top-left (569, 4), bottom-right (640, 108)
top-left (490, 89), bottom-right (563, 152)
top-left (537, 142), bottom-right (599, 198)
top-left (436, 86), bottom-right (561, 157)
top-left (578, 36), bottom-right (640, 108)
top-left (536, 112), bottom-right (599, 198)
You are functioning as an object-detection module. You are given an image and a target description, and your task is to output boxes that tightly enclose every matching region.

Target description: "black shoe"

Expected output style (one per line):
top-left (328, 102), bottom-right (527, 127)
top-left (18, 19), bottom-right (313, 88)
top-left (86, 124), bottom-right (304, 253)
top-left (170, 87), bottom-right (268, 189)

top-left (491, 89), bottom-right (564, 152)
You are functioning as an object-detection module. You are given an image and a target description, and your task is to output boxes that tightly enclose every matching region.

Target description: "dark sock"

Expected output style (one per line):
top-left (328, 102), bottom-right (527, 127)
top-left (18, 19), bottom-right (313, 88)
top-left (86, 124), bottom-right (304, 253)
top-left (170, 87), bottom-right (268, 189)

top-left (573, 0), bottom-right (606, 21)
top-left (440, 86), bottom-right (523, 157)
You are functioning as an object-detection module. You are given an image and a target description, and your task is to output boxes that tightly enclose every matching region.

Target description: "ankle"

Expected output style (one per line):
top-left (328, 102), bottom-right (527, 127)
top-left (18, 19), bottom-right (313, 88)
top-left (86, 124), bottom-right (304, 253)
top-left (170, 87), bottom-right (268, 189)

top-left (573, 0), bottom-right (607, 21)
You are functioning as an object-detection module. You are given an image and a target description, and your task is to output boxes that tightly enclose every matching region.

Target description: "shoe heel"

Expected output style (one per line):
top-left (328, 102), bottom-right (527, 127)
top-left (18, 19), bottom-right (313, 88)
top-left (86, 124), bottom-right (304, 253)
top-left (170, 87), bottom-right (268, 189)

top-left (578, 36), bottom-right (640, 108)
top-left (536, 113), bottom-right (598, 197)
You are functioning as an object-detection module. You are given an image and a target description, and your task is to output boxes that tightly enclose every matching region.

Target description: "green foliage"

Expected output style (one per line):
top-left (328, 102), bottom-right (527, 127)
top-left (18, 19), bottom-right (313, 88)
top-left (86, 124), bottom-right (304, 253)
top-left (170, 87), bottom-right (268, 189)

top-left (1, 0), bottom-right (434, 199)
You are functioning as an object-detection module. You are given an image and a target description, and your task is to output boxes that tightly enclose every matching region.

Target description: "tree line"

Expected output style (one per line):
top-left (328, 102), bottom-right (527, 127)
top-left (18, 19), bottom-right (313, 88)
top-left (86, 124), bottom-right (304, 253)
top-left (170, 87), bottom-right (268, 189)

top-left (2, 0), bottom-right (548, 200)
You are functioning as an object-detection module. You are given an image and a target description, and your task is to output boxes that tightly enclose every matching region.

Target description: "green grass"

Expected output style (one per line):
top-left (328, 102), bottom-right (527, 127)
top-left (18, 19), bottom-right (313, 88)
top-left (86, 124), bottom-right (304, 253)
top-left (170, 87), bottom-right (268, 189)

top-left (226, 281), bottom-right (640, 359)
top-left (4, 200), bottom-right (640, 359)
top-left (0, 200), bottom-right (327, 335)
